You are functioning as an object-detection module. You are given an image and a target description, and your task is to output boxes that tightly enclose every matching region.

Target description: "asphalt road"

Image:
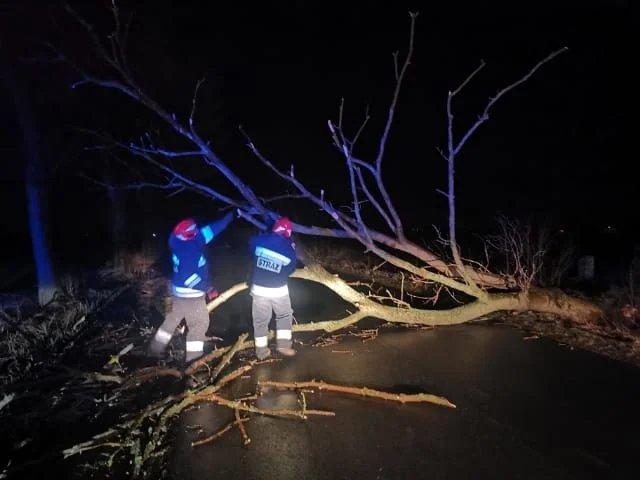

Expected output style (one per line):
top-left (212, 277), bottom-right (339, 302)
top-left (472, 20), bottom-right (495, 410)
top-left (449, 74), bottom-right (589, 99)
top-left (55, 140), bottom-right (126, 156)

top-left (170, 324), bottom-right (640, 480)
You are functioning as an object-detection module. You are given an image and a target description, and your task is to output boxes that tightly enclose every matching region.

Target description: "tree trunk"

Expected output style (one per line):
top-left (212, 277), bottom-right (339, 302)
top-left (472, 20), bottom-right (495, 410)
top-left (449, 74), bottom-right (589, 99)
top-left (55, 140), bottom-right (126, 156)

top-left (2, 61), bottom-right (57, 305)
top-left (291, 264), bottom-right (602, 329)
top-left (102, 153), bottom-right (126, 255)
top-left (208, 263), bottom-right (603, 334)
top-left (25, 165), bottom-right (57, 305)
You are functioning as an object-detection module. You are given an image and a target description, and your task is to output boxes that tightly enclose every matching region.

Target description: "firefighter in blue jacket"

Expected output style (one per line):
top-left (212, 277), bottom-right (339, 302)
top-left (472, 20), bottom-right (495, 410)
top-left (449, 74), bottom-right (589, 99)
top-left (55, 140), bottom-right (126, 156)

top-left (149, 212), bottom-right (234, 362)
top-left (248, 217), bottom-right (298, 360)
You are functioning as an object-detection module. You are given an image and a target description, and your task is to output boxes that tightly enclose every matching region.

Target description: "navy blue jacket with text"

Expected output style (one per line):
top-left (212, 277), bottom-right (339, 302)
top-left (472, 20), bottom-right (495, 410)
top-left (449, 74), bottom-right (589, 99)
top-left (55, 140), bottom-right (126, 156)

top-left (249, 232), bottom-right (297, 297)
top-left (169, 213), bottom-right (233, 298)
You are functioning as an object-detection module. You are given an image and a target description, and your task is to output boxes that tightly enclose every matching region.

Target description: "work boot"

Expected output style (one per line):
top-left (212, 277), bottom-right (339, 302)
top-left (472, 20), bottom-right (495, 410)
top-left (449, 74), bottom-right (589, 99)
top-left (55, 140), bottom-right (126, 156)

top-left (276, 347), bottom-right (296, 357)
top-left (276, 339), bottom-right (296, 357)
top-left (185, 351), bottom-right (204, 364)
top-left (147, 339), bottom-right (166, 359)
top-left (255, 347), bottom-right (271, 361)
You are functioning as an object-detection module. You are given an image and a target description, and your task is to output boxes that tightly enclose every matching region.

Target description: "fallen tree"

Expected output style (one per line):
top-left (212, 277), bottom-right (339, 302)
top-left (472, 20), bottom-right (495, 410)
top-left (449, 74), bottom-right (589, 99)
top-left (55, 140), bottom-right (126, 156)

top-left (48, 4), bottom-right (601, 333)
top-left (1, 5), bottom-right (608, 477)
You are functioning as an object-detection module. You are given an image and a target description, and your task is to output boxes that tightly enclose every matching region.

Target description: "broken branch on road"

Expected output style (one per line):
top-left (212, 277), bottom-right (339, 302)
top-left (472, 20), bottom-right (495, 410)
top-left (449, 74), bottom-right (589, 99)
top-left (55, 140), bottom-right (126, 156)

top-left (257, 380), bottom-right (457, 408)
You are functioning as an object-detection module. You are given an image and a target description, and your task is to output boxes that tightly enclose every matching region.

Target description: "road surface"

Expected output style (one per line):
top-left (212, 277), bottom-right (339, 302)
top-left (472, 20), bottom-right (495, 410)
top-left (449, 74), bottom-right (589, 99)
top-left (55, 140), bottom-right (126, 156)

top-left (170, 324), bottom-right (640, 479)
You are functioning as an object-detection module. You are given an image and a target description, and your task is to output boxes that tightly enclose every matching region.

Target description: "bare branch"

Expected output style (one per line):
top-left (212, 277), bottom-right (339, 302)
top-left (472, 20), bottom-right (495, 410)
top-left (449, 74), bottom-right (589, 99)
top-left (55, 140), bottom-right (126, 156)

top-left (328, 120), bottom-right (371, 243)
top-left (451, 47), bottom-right (569, 156)
top-left (81, 174), bottom-right (183, 192)
top-left (57, 4), bottom-right (513, 297)
top-left (451, 61), bottom-right (486, 97)
top-left (324, 13), bottom-right (418, 241)
top-left (81, 131), bottom-right (241, 206)
top-left (63, 3), bottom-right (270, 218)
top-left (354, 167), bottom-right (396, 232)
top-left (371, 11), bottom-right (420, 238)
top-left (129, 145), bottom-right (203, 158)
top-left (351, 104), bottom-right (371, 146)
top-left (261, 193), bottom-right (307, 204)
top-left (236, 210), bottom-right (267, 231)
top-left (189, 78), bottom-right (206, 130)
top-left (443, 47), bottom-right (568, 295)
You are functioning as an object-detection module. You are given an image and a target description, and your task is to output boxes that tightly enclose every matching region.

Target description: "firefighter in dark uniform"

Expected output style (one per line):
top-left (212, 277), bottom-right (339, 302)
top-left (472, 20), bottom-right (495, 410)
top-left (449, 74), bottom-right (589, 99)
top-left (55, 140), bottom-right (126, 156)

top-left (149, 213), bottom-right (234, 362)
top-left (248, 217), bottom-right (298, 360)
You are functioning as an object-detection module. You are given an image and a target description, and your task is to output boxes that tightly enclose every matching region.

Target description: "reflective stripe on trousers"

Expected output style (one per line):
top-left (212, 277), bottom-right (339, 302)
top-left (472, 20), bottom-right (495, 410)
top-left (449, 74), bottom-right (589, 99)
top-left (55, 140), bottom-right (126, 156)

top-left (276, 329), bottom-right (291, 340)
top-left (186, 340), bottom-right (204, 352)
top-left (154, 328), bottom-right (173, 344)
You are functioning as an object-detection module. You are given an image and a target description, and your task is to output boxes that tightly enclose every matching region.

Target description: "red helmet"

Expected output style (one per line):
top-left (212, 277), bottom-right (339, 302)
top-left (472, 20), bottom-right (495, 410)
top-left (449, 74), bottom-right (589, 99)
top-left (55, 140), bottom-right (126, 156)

top-left (173, 218), bottom-right (199, 241)
top-left (272, 217), bottom-right (293, 238)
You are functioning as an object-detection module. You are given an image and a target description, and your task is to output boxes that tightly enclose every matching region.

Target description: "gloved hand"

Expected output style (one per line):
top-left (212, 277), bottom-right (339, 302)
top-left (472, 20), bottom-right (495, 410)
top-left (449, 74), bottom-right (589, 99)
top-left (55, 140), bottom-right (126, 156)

top-left (237, 206), bottom-right (260, 217)
top-left (206, 287), bottom-right (220, 302)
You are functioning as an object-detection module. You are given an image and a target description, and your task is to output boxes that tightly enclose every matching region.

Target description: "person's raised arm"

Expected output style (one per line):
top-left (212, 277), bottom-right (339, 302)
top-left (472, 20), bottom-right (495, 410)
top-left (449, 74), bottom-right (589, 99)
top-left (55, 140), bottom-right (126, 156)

top-left (200, 211), bottom-right (235, 244)
top-left (281, 241), bottom-right (298, 277)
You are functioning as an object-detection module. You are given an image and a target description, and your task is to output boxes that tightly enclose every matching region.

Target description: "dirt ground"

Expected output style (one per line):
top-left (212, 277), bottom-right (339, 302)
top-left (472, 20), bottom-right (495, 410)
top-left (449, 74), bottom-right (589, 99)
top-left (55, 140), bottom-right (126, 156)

top-left (493, 311), bottom-right (640, 367)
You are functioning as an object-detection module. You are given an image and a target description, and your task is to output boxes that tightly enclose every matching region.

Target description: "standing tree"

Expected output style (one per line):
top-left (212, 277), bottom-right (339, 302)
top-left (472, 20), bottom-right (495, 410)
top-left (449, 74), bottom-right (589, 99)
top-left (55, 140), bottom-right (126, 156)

top-left (1, 57), bottom-right (58, 306)
top-left (101, 151), bottom-right (126, 255)
top-left (46, 4), bottom-right (601, 331)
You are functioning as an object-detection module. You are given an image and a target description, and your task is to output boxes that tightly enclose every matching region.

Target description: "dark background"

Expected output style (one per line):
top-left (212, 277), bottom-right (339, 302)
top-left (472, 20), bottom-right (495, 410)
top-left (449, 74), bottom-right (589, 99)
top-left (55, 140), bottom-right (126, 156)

top-left (0, 0), bottom-right (636, 271)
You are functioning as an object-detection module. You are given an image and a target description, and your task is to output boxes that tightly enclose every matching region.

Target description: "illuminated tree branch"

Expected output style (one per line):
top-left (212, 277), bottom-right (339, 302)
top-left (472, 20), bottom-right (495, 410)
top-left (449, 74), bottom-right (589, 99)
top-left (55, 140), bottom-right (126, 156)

top-left (442, 47), bottom-right (569, 294)
top-left (51, 4), bottom-right (572, 303)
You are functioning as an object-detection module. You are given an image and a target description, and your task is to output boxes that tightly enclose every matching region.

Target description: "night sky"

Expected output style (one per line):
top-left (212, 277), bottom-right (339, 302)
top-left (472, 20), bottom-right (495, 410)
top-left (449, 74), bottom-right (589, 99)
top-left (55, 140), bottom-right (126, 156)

top-left (0, 0), bottom-right (636, 257)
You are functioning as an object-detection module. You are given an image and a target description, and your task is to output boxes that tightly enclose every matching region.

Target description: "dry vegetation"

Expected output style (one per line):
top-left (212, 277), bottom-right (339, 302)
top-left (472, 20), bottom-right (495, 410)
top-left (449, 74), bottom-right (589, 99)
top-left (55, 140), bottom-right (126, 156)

top-left (0, 276), bottom-right (122, 384)
top-left (0, 243), bottom-right (168, 387)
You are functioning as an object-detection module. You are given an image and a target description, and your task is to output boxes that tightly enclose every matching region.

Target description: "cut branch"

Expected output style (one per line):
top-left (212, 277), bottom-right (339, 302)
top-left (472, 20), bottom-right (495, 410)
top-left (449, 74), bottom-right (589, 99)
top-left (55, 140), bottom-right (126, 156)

top-left (208, 334), bottom-right (248, 381)
top-left (207, 392), bottom-right (335, 419)
top-left (257, 380), bottom-right (456, 408)
top-left (191, 417), bottom-right (249, 448)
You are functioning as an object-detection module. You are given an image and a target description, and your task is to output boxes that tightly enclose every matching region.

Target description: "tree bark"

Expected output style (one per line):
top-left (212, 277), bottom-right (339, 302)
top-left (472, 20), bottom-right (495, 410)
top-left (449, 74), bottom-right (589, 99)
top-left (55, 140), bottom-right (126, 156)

top-left (101, 153), bottom-right (126, 255)
top-left (208, 263), bottom-right (603, 334)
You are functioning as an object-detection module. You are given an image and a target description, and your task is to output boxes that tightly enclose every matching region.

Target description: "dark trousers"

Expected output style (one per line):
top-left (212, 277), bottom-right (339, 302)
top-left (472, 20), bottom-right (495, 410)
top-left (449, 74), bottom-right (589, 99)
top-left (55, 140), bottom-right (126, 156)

top-left (251, 293), bottom-right (293, 349)
top-left (153, 295), bottom-right (210, 361)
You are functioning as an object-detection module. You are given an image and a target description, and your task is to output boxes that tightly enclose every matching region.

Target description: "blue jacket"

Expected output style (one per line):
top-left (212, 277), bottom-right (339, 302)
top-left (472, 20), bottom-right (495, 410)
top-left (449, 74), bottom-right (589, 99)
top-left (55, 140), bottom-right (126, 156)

top-left (169, 213), bottom-right (234, 297)
top-left (249, 232), bottom-right (297, 294)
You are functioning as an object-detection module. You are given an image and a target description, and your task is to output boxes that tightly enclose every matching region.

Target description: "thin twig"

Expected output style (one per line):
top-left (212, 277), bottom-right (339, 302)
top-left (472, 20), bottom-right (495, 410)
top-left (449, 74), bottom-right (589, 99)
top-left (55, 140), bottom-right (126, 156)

top-left (235, 408), bottom-right (251, 445)
top-left (191, 418), bottom-right (248, 448)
